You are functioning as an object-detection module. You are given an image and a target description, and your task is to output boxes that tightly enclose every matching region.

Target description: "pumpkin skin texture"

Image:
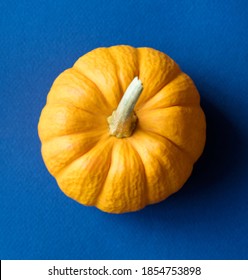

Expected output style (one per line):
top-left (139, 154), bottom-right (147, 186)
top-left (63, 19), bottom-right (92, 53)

top-left (38, 45), bottom-right (206, 213)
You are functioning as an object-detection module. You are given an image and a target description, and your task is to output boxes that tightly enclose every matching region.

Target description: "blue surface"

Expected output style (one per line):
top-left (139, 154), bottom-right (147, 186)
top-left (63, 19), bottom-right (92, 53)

top-left (1, 0), bottom-right (248, 260)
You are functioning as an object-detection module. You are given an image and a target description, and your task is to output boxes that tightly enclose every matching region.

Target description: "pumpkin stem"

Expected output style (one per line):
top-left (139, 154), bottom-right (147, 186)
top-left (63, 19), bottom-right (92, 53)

top-left (107, 77), bottom-right (143, 138)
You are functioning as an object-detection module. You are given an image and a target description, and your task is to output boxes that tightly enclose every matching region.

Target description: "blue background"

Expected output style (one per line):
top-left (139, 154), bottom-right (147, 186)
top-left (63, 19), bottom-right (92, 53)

top-left (1, 0), bottom-right (248, 260)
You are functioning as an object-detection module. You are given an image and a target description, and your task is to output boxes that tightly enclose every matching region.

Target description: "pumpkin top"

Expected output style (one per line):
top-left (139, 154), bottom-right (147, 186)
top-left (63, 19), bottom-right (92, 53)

top-left (38, 45), bottom-right (206, 213)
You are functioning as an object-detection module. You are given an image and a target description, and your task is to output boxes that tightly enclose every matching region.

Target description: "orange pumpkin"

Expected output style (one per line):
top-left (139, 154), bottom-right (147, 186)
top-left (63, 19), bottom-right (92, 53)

top-left (38, 45), bottom-right (206, 213)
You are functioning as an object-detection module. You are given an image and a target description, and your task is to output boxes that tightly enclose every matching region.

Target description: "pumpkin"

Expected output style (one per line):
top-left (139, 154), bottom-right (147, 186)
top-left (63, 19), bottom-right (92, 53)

top-left (38, 45), bottom-right (206, 213)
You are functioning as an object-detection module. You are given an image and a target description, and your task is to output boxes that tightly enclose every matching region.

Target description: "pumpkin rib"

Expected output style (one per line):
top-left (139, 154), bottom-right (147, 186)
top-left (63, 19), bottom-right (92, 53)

top-left (135, 47), bottom-right (140, 78)
top-left (145, 153), bottom-right (189, 203)
top-left (78, 142), bottom-right (114, 206)
top-left (138, 106), bottom-right (205, 163)
top-left (140, 103), bottom-right (200, 112)
top-left (136, 79), bottom-right (170, 109)
top-left (56, 137), bottom-right (114, 206)
top-left (138, 106), bottom-right (205, 162)
top-left (47, 69), bottom-right (111, 116)
top-left (53, 134), bottom-right (110, 178)
top-left (94, 143), bottom-right (114, 208)
top-left (138, 105), bottom-right (201, 118)
top-left (106, 47), bottom-right (124, 96)
top-left (140, 71), bottom-right (181, 109)
top-left (127, 139), bottom-right (148, 205)
top-left (72, 66), bottom-right (112, 110)
top-left (93, 141), bottom-right (117, 211)
top-left (135, 63), bottom-right (181, 110)
top-left (137, 73), bottom-right (200, 112)
top-left (128, 130), bottom-right (176, 203)
top-left (107, 46), bottom-right (140, 98)
top-left (73, 48), bottom-right (123, 110)
top-left (150, 156), bottom-right (175, 200)
top-left (40, 128), bottom-right (107, 144)
top-left (140, 128), bottom-right (195, 164)
top-left (46, 100), bottom-right (100, 116)
top-left (142, 130), bottom-right (193, 197)
top-left (41, 129), bottom-right (105, 146)
top-left (41, 130), bottom-right (105, 177)
top-left (38, 103), bottom-right (107, 143)
top-left (136, 48), bottom-right (181, 109)
top-left (95, 139), bottom-right (147, 213)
